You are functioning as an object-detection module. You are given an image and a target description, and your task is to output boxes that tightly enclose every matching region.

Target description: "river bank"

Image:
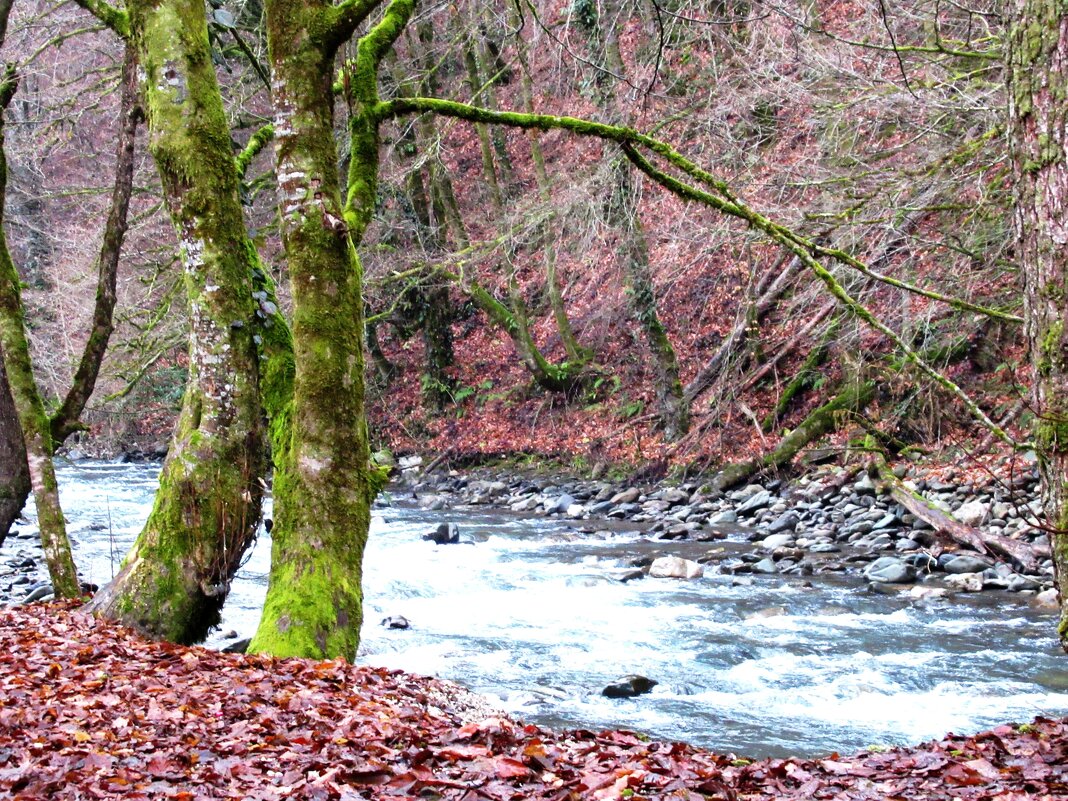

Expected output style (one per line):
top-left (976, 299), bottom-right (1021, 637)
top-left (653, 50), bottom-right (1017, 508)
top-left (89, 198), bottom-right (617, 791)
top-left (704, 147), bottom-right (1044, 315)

top-left (1, 455), bottom-right (1058, 611)
top-left (392, 455), bottom-right (1058, 608)
top-left (2, 458), bottom-right (1067, 756)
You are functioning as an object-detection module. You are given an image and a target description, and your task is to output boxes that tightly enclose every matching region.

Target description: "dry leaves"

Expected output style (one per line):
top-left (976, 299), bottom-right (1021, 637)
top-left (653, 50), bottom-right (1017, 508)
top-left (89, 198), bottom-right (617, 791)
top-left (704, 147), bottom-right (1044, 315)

top-left (0, 604), bottom-right (1065, 800)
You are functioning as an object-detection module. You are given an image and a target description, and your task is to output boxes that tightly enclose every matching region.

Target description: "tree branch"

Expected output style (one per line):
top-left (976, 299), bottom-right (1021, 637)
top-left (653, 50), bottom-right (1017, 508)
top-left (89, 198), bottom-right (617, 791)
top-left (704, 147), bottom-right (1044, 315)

top-left (71, 0), bottom-right (130, 38)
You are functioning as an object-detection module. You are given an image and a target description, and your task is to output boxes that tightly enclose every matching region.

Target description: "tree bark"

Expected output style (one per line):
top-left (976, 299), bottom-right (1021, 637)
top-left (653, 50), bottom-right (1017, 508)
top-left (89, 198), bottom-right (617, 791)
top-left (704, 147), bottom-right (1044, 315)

top-left (0, 357), bottom-right (28, 545)
top-left (81, 0), bottom-right (266, 643)
top-left (712, 380), bottom-right (875, 491)
top-left (1008, 0), bottom-right (1068, 649)
top-left (50, 42), bottom-right (140, 446)
top-left (0, 64), bottom-right (80, 598)
top-left (248, 0), bottom-right (409, 660)
top-left (592, 0), bottom-right (688, 440)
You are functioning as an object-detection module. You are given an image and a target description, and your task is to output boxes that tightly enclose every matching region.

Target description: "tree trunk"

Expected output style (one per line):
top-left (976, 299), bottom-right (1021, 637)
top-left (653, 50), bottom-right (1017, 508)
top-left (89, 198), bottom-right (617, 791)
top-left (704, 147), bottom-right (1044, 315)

top-left (50, 42), bottom-right (140, 446)
top-left (0, 65), bottom-right (80, 598)
top-left (84, 0), bottom-right (266, 644)
top-left (0, 357), bottom-right (29, 545)
top-left (248, 0), bottom-right (409, 660)
top-left (712, 380), bottom-right (875, 491)
top-left (1007, 0), bottom-right (1068, 650)
top-left (593, 0), bottom-right (689, 440)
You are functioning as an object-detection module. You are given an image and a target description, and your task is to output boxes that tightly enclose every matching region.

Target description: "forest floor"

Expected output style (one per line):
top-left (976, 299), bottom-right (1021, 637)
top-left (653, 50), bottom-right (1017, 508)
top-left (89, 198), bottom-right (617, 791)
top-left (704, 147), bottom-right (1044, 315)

top-left (0, 604), bottom-right (1064, 800)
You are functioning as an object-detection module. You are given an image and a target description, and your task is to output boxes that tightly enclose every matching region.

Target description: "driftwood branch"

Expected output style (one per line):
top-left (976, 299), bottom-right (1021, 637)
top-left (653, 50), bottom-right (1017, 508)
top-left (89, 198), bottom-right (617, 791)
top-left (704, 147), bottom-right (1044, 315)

top-left (870, 456), bottom-right (1039, 573)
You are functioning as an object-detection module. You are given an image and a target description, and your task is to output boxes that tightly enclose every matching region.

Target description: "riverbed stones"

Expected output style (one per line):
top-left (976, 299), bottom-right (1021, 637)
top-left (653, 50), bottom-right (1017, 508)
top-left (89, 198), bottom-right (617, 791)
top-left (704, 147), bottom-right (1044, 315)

top-left (610, 487), bottom-right (641, 505)
top-left (381, 615), bottom-right (410, 630)
top-left (945, 572), bottom-right (984, 592)
top-left (760, 533), bottom-right (794, 550)
top-left (954, 500), bottom-right (989, 527)
top-left (649, 556), bottom-right (703, 579)
top-left (864, 557), bottom-right (917, 584)
top-left (737, 490), bottom-right (772, 516)
top-left (767, 511), bottom-right (799, 534)
top-left (424, 523), bottom-right (460, 544)
top-left (942, 555), bottom-right (992, 574)
top-left (602, 675), bottom-right (658, 698)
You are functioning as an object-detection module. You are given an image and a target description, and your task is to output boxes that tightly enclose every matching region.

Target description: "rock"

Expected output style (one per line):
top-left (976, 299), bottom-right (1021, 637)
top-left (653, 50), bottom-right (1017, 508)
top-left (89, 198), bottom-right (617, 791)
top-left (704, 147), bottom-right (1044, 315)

top-left (853, 474), bottom-right (876, 495)
top-left (751, 557), bottom-right (778, 575)
top-left (381, 615), bottom-right (410, 630)
top-left (660, 489), bottom-right (690, 506)
top-left (908, 586), bottom-right (948, 601)
top-left (1008, 574), bottom-right (1043, 592)
top-left (864, 557), bottom-right (917, 584)
top-left (610, 488), bottom-right (641, 505)
top-left (945, 572), bottom-right (984, 592)
top-left (942, 555), bottom-right (992, 574)
top-left (767, 511), bottom-right (799, 534)
top-left (745, 606), bottom-right (786, 621)
top-left (954, 500), bottom-right (989, 527)
top-left (547, 493), bottom-right (576, 514)
top-left (423, 522), bottom-right (460, 544)
top-left (760, 533), bottom-right (794, 550)
top-left (649, 556), bottom-right (703, 579)
top-left (709, 510), bottom-right (738, 525)
top-left (871, 513), bottom-right (899, 531)
top-left (19, 583), bottom-right (53, 605)
top-left (221, 630), bottom-right (239, 640)
top-left (737, 491), bottom-right (772, 516)
top-left (222, 638), bottom-right (251, 654)
top-left (602, 675), bottom-right (658, 698)
top-left (1033, 588), bottom-right (1060, 609)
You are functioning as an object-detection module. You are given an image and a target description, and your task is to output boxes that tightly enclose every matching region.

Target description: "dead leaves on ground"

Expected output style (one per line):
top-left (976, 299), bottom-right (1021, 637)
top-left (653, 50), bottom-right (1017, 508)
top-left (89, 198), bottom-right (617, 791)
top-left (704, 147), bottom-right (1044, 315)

top-left (0, 604), bottom-right (1065, 800)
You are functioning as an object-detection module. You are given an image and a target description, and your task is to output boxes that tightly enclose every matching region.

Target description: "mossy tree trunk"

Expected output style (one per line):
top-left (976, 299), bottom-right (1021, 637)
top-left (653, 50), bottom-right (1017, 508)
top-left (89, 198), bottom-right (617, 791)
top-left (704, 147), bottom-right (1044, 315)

top-left (589, 0), bottom-right (688, 440)
top-left (0, 63), bottom-right (80, 598)
top-left (77, 0), bottom-right (267, 643)
top-left (1007, 0), bottom-right (1068, 651)
top-left (0, 42), bottom-right (139, 546)
top-left (0, 358), bottom-right (29, 545)
top-left (248, 0), bottom-right (410, 660)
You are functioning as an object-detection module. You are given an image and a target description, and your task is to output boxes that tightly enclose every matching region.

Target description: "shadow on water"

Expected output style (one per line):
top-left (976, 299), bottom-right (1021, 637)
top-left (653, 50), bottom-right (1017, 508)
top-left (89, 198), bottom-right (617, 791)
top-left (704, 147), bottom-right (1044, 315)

top-left (47, 460), bottom-right (1068, 759)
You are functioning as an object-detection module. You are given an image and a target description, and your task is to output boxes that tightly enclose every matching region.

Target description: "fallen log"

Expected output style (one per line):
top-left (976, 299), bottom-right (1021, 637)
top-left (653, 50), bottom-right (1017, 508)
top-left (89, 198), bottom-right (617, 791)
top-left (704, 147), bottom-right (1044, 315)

top-left (712, 379), bottom-right (875, 491)
top-left (870, 457), bottom-right (1039, 573)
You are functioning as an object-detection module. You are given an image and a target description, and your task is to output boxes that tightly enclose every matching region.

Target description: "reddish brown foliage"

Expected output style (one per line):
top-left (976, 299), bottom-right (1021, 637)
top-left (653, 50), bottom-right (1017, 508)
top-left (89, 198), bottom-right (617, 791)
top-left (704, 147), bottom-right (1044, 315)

top-left (0, 605), bottom-right (1065, 800)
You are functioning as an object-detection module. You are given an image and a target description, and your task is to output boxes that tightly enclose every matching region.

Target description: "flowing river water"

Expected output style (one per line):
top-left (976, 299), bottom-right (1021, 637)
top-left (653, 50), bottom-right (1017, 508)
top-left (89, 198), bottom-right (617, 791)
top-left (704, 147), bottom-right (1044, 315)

top-left (41, 460), bottom-right (1068, 758)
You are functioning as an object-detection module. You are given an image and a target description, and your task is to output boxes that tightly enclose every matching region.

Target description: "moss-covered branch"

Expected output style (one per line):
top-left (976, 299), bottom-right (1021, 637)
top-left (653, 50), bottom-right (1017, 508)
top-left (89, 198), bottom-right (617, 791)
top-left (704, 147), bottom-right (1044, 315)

top-left (378, 96), bottom-right (1021, 325)
top-left (320, 0), bottom-right (382, 54)
top-left (713, 380), bottom-right (876, 491)
top-left (71, 0), bottom-right (130, 38)
top-left (235, 124), bottom-right (274, 181)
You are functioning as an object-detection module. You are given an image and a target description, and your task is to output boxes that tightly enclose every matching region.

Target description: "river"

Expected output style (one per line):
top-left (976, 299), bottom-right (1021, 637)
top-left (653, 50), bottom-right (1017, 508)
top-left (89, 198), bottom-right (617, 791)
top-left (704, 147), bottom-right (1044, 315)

top-left (40, 460), bottom-right (1068, 758)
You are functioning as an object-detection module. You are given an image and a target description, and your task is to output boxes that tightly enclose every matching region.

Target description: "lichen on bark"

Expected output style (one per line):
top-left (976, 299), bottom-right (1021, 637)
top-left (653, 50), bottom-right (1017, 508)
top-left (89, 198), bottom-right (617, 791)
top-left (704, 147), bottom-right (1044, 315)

top-left (82, 0), bottom-right (266, 643)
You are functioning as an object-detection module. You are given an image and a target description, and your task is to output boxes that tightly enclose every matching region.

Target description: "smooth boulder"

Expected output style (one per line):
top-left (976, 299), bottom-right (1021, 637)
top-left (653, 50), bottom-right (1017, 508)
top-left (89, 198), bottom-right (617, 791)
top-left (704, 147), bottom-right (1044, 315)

top-left (602, 675), bottom-right (658, 698)
top-left (864, 557), bottom-right (917, 584)
top-left (424, 522), bottom-right (459, 544)
top-left (649, 556), bottom-right (703, 579)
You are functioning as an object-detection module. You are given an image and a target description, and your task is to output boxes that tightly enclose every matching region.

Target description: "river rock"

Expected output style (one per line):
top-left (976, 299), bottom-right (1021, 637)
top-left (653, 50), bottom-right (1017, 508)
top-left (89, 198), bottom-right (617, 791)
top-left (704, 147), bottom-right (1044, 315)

top-left (649, 556), bottom-right (703, 579)
top-left (1033, 588), bottom-right (1060, 609)
top-left (19, 583), bottom-right (53, 605)
top-left (610, 487), bottom-right (641, 505)
top-left (659, 488), bottom-right (690, 506)
top-left (945, 572), bottom-right (984, 592)
top-left (222, 638), bottom-right (251, 654)
top-left (760, 533), bottom-right (794, 550)
top-left (737, 491), bottom-right (772, 516)
top-left (546, 493), bottom-right (576, 514)
top-left (424, 522), bottom-right (459, 544)
top-left (1008, 574), bottom-right (1043, 592)
top-left (954, 500), bottom-right (989, 527)
top-left (908, 586), bottom-right (948, 601)
top-left (745, 606), bottom-right (786, 621)
top-left (602, 675), bottom-right (658, 698)
top-left (864, 557), bottom-right (917, 584)
top-left (942, 555), bottom-right (992, 574)
top-left (709, 510), bottom-right (738, 525)
top-left (853, 473), bottom-right (876, 495)
top-left (381, 615), bottom-right (410, 630)
top-left (751, 557), bottom-right (778, 575)
top-left (767, 511), bottom-right (799, 534)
